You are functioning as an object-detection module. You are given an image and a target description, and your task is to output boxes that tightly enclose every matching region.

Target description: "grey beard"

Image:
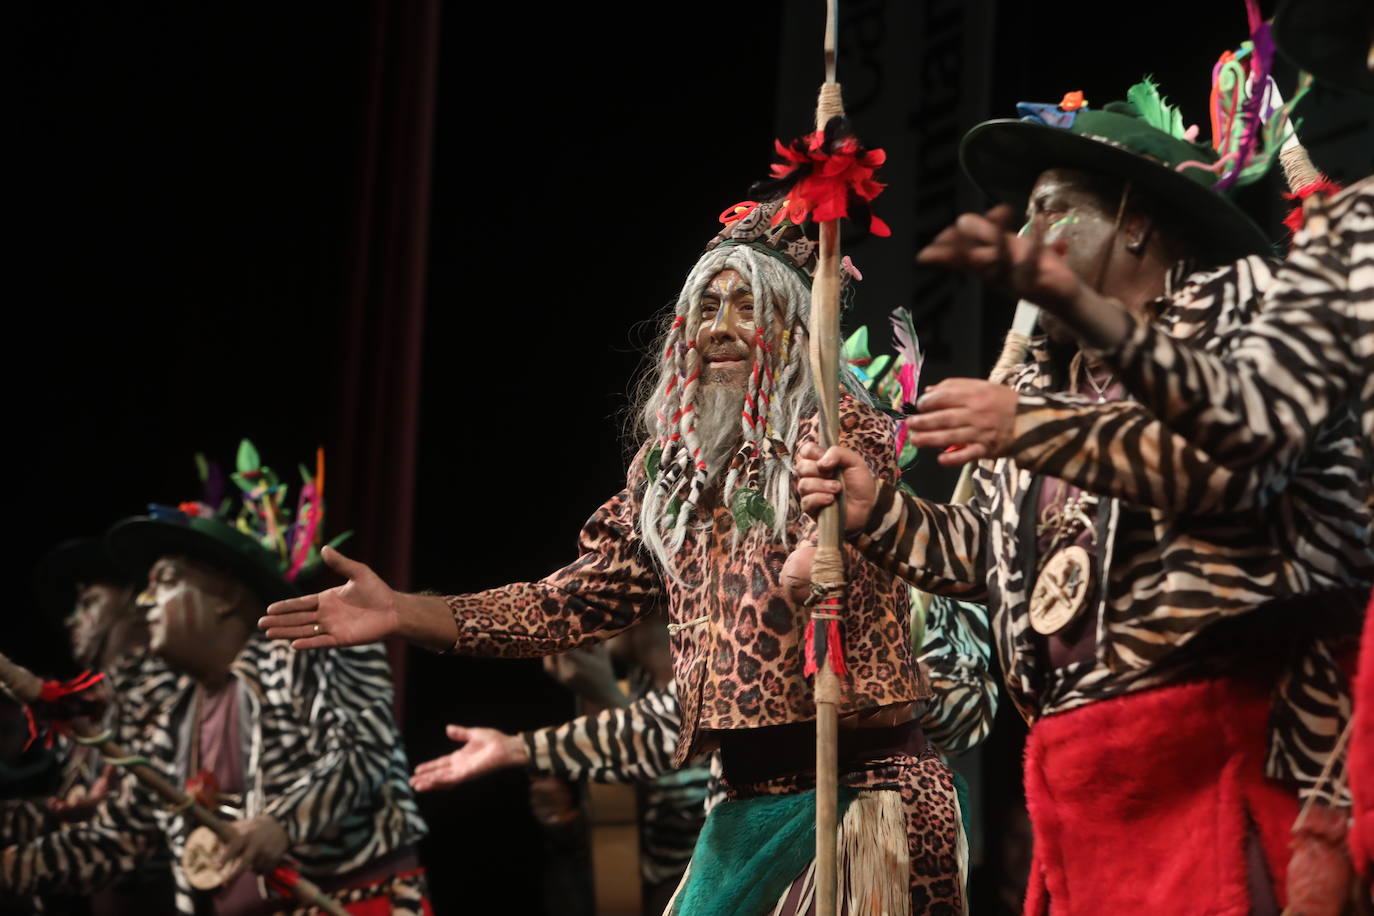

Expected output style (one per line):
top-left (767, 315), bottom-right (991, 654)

top-left (694, 385), bottom-right (746, 488)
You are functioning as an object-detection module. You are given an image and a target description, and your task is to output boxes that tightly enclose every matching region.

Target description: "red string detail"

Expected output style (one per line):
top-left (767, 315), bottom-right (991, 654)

top-left (1282, 177), bottom-right (1344, 237)
top-left (184, 769), bottom-right (220, 810)
top-left (266, 866), bottom-right (301, 897)
top-left (24, 671), bottom-right (109, 750)
top-left (803, 601), bottom-right (847, 677)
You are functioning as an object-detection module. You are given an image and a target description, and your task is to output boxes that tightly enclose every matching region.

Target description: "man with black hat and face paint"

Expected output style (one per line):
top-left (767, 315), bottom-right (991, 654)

top-left (1, 443), bottom-right (430, 916)
top-left (3, 539), bottom-right (176, 916)
top-left (891, 0), bottom-right (1373, 893)
top-left (796, 74), bottom-right (1373, 913)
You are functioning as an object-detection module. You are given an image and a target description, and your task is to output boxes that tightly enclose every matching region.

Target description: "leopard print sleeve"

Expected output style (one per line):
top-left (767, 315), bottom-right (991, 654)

top-left (444, 482), bottom-right (666, 658)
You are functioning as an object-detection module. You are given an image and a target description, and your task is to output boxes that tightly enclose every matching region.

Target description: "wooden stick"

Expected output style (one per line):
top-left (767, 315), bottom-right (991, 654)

top-left (0, 652), bottom-right (348, 916)
top-left (811, 5), bottom-right (845, 912)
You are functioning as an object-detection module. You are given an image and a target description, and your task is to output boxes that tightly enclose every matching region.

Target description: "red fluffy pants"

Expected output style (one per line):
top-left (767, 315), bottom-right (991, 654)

top-left (1021, 677), bottom-right (1298, 915)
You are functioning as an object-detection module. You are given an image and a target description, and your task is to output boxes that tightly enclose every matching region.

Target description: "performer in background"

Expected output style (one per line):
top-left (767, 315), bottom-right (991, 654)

top-left (262, 200), bottom-right (975, 913)
top-left (1, 444), bottom-right (430, 916)
top-left (797, 79), bottom-right (1372, 913)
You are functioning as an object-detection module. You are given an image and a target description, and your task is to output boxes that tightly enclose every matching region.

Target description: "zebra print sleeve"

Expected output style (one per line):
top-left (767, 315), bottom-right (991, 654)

top-left (1099, 181), bottom-right (1372, 475)
top-left (1008, 393), bottom-right (1280, 514)
top-left (851, 480), bottom-right (990, 600)
top-left (0, 799), bottom-right (55, 847)
top-left (1, 769), bottom-right (162, 896)
top-left (258, 643), bottom-right (406, 847)
top-left (522, 683), bottom-right (682, 785)
top-left (916, 595), bottom-right (997, 755)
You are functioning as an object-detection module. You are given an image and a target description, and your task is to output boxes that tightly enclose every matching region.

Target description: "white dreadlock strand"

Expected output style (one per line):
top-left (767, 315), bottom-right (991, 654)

top-left (637, 245), bottom-right (816, 578)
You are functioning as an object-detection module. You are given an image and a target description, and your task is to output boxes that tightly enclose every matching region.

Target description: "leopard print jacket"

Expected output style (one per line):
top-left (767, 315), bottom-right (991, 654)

top-left (447, 396), bottom-right (924, 766)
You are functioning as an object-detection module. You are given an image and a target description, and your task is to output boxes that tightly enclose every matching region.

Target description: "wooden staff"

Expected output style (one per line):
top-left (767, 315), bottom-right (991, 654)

top-left (809, 3), bottom-right (845, 913)
top-left (0, 651), bottom-right (349, 916)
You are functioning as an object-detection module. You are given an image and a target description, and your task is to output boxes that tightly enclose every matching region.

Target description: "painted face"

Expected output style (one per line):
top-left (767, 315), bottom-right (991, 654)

top-left (65, 583), bottom-right (134, 668)
top-left (698, 269), bottom-right (760, 390)
top-left (1026, 168), bottom-right (1122, 288)
top-left (138, 556), bottom-right (237, 667)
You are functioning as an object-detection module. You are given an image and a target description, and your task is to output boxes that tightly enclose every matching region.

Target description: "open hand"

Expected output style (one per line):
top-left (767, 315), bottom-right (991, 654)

top-left (917, 205), bottom-right (1082, 315)
top-left (906, 379), bottom-right (1018, 466)
top-left (410, 725), bottom-right (529, 792)
top-left (794, 444), bottom-right (875, 533)
top-left (219, 813), bottom-right (288, 877)
top-left (47, 765), bottom-right (115, 822)
top-left (258, 547), bottom-right (401, 650)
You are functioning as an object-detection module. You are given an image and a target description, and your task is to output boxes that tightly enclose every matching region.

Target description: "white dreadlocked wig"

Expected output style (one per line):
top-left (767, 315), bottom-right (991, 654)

top-left (637, 243), bottom-right (817, 577)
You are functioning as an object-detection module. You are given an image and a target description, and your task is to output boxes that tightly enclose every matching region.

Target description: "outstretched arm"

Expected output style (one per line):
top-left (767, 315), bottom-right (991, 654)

top-left (410, 683), bottom-right (684, 793)
top-left (262, 481), bottom-right (665, 658)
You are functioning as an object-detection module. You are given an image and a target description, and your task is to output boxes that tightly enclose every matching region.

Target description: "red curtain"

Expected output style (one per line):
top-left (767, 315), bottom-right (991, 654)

top-left (332, 0), bottom-right (441, 718)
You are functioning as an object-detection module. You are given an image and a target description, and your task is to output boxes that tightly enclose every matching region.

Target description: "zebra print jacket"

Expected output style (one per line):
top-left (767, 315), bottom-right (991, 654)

top-left (854, 254), bottom-right (1374, 803)
top-left (1089, 175), bottom-right (1371, 468)
top-left (0, 637), bottom-right (428, 914)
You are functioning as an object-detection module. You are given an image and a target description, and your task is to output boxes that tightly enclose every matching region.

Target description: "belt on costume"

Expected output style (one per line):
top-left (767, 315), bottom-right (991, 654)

top-left (717, 715), bottom-right (925, 787)
top-left (303, 844), bottom-right (423, 895)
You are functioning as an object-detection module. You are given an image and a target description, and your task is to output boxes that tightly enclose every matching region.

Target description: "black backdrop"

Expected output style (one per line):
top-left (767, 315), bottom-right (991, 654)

top-left (11, 2), bottom-right (1294, 913)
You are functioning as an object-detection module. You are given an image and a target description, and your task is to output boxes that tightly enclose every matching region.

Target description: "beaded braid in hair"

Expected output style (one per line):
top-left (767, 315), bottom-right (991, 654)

top-left (639, 244), bottom-right (816, 577)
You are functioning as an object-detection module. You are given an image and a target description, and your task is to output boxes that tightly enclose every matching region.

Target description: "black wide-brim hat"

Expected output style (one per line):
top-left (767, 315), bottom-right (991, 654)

top-left (960, 110), bottom-right (1274, 265)
top-left (32, 537), bottom-right (135, 616)
top-left (1274, 0), bottom-right (1374, 95)
top-left (106, 510), bottom-right (301, 605)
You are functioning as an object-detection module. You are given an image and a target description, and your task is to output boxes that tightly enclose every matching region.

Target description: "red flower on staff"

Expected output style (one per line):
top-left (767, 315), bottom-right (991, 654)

top-left (184, 769), bottom-right (220, 809)
top-left (763, 120), bottom-right (890, 237)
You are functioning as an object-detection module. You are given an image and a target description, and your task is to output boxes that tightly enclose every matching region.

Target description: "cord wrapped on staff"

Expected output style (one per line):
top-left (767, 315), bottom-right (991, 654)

top-left (752, 3), bottom-right (890, 912)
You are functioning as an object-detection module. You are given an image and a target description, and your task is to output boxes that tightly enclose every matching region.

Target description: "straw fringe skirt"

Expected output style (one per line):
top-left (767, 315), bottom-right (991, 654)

top-left (666, 747), bottom-right (967, 915)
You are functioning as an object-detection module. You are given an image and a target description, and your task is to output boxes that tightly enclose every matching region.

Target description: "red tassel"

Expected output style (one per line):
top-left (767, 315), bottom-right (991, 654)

top-left (266, 866), bottom-right (301, 896)
top-left (38, 670), bottom-right (105, 703)
top-left (826, 618), bottom-right (848, 677)
top-left (804, 601), bottom-right (847, 677)
top-left (804, 617), bottom-right (819, 676)
top-left (1282, 176), bottom-right (1343, 237)
top-left (23, 671), bottom-right (109, 750)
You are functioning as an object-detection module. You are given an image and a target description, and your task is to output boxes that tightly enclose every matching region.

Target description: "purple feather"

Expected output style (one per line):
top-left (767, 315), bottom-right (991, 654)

top-left (1215, 19), bottom-right (1274, 191)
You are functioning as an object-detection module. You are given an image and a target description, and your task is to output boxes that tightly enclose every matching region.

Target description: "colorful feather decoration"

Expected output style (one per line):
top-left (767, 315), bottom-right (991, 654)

top-left (1126, 77), bottom-right (1190, 141)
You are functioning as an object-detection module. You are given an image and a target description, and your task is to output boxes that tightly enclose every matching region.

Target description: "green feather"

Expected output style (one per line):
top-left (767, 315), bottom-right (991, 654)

top-left (1126, 76), bottom-right (1188, 140)
top-left (236, 439), bottom-right (261, 474)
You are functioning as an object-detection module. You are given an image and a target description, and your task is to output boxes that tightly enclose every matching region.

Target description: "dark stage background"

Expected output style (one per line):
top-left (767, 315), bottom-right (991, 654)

top-left (11, 2), bottom-right (1297, 913)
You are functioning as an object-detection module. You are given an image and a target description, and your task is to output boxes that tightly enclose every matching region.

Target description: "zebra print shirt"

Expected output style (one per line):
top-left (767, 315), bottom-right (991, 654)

top-left (854, 254), bottom-right (1373, 803)
top-left (519, 592), bottom-right (996, 882)
top-left (1, 637), bottom-right (428, 914)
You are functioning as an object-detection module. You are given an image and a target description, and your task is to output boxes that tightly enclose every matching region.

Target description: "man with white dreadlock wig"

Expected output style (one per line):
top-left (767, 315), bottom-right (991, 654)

top-left (260, 197), bottom-right (970, 915)
top-left (640, 199), bottom-right (834, 570)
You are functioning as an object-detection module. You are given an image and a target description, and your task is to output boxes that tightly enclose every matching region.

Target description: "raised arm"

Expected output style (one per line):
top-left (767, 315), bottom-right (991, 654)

top-left (410, 683), bottom-right (684, 793)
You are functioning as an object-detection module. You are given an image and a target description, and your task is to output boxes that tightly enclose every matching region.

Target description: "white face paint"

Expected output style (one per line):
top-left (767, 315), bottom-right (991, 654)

top-left (66, 583), bottom-right (133, 668)
top-left (138, 557), bottom-right (231, 665)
